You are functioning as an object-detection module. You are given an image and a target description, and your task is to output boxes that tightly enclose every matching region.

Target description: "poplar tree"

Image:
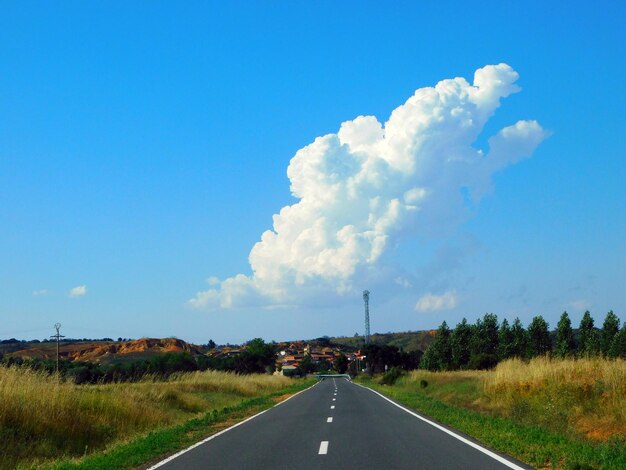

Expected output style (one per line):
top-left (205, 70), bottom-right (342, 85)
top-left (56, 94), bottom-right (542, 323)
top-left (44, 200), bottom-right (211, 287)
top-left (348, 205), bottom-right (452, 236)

top-left (578, 311), bottom-right (599, 356)
top-left (422, 321), bottom-right (452, 371)
top-left (498, 318), bottom-right (514, 360)
top-left (609, 324), bottom-right (626, 358)
top-left (527, 315), bottom-right (551, 357)
top-left (420, 344), bottom-right (437, 371)
top-left (470, 313), bottom-right (499, 357)
top-left (600, 310), bottom-right (620, 356)
top-left (468, 313), bottom-right (499, 369)
top-left (451, 318), bottom-right (472, 369)
top-left (509, 318), bottom-right (528, 358)
top-left (433, 321), bottom-right (452, 370)
top-left (555, 311), bottom-right (576, 357)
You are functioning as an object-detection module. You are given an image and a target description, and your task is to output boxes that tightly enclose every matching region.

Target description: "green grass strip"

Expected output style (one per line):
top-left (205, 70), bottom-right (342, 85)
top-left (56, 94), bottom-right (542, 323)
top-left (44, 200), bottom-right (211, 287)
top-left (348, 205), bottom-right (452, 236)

top-left (358, 378), bottom-right (625, 470)
top-left (41, 380), bottom-right (315, 470)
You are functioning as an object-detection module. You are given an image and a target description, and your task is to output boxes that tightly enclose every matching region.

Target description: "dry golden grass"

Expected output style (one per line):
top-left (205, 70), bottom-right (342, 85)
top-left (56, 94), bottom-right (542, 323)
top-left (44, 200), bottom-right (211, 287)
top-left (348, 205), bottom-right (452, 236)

top-left (0, 366), bottom-right (292, 469)
top-left (399, 357), bottom-right (626, 441)
top-left (483, 357), bottom-right (626, 440)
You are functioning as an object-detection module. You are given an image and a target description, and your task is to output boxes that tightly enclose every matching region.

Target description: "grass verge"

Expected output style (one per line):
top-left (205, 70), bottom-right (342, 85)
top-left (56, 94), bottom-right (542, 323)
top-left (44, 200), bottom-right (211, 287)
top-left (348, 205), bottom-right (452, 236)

top-left (0, 365), bottom-right (313, 469)
top-left (41, 380), bottom-right (313, 470)
top-left (357, 359), bottom-right (625, 469)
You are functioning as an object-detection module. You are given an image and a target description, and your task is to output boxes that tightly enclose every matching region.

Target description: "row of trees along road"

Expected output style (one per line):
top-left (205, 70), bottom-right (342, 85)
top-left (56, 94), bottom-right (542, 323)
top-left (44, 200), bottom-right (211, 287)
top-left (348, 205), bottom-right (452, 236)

top-left (422, 310), bottom-right (625, 371)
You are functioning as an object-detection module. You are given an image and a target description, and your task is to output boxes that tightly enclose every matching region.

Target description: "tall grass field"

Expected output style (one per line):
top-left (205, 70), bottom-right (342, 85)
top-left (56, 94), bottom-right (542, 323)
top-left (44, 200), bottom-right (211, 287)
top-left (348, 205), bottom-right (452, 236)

top-left (362, 357), bottom-right (626, 469)
top-left (0, 366), bottom-right (302, 469)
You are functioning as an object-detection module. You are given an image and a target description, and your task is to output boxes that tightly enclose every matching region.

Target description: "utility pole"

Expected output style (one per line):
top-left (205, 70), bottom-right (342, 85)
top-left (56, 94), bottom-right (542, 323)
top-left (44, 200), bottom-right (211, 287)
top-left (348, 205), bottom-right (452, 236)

top-left (50, 323), bottom-right (65, 375)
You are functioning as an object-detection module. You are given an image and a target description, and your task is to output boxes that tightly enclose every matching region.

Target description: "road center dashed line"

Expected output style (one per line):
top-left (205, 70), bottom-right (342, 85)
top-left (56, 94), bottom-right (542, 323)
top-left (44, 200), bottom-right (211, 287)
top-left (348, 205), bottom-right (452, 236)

top-left (147, 381), bottom-right (319, 469)
top-left (330, 405), bottom-right (335, 409)
top-left (318, 441), bottom-right (329, 455)
top-left (327, 417), bottom-right (333, 423)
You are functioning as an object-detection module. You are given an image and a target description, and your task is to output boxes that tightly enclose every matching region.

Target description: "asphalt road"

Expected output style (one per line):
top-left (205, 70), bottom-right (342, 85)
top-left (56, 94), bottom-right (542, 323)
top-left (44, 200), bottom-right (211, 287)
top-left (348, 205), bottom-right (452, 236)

top-left (150, 378), bottom-right (531, 470)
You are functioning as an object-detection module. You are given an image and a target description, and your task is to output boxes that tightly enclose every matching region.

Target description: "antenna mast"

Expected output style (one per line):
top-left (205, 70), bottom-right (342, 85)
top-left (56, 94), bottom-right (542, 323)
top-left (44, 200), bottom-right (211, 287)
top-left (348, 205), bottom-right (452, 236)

top-left (363, 290), bottom-right (370, 344)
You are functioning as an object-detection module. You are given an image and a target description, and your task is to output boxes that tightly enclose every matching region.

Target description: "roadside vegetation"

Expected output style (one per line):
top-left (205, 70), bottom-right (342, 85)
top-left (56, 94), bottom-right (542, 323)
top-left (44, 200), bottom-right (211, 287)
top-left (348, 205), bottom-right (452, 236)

top-left (0, 337), bottom-right (278, 385)
top-left (331, 330), bottom-right (435, 353)
top-left (359, 355), bottom-right (625, 468)
top-left (420, 310), bottom-right (625, 372)
top-left (0, 366), bottom-right (310, 470)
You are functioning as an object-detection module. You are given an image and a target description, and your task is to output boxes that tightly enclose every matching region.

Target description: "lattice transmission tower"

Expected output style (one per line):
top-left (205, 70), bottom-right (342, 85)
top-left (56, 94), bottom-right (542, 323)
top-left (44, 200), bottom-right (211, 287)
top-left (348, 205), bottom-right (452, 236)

top-left (363, 290), bottom-right (370, 344)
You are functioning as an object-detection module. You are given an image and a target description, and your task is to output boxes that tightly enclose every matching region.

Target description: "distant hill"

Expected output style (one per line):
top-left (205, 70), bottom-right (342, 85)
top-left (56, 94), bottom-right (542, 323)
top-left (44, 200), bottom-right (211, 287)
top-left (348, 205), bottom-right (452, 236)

top-left (2, 330), bottom-right (437, 365)
top-left (5, 338), bottom-right (202, 364)
top-left (330, 330), bottom-right (436, 352)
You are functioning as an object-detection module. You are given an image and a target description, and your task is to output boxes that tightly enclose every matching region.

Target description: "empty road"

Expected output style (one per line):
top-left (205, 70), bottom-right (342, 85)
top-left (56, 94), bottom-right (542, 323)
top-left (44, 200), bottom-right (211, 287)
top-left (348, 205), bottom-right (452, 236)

top-left (150, 378), bottom-right (531, 470)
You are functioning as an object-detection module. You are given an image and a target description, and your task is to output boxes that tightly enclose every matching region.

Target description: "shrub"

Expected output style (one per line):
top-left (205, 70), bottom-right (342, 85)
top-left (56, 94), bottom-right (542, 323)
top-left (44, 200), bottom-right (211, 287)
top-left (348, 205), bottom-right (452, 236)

top-left (379, 367), bottom-right (405, 385)
top-left (468, 353), bottom-right (498, 370)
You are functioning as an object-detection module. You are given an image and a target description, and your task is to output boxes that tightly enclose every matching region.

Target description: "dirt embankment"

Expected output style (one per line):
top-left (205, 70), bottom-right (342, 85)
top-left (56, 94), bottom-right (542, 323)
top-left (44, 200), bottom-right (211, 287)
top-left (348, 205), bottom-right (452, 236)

top-left (9, 338), bottom-right (201, 362)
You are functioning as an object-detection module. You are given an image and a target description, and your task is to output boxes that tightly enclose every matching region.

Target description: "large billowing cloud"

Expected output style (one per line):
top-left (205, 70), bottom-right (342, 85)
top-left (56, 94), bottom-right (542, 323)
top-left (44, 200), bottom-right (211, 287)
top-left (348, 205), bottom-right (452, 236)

top-left (189, 64), bottom-right (548, 310)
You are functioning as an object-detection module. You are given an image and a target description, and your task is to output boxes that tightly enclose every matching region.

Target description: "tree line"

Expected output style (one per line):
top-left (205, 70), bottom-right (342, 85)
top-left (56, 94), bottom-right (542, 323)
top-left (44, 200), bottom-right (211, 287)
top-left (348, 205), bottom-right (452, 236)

top-left (360, 344), bottom-right (422, 374)
top-left (421, 310), bottom-right (625, 371)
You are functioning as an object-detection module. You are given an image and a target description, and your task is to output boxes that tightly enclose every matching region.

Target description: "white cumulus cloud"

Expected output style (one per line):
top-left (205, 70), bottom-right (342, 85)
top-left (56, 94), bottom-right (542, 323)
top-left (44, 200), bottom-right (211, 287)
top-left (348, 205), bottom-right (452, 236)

top-left (189, 63), bottom-right (548, 310)
top-left (415, 290), bottom-right (458, 312)
top-left (69, 285), bottom-right (87, 298)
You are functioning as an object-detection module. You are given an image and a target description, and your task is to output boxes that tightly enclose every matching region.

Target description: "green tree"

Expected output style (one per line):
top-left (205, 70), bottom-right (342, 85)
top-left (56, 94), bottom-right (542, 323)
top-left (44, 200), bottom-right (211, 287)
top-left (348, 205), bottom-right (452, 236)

top-left (333, 353), bottom-right (348, 374)
top-left (240, 338), bottom-right (276, 373)
top-left (509, 318), bottom-right (528, 358)
top-left (578, 311), bottom-right (599, 356)
top-left (600, 311), bottom-right (620, 356)
top-left (422, 321), bottom-right (452, 371)
top-left (298, 354), bottom-right (315, 375)
top-left (469, 313), bottom-right (499, 368)
top-left (527, 315), bottom-right (551, 357)
top-left (470, 314), bottom-right (499, 356)
top-left (555, 311), bottom-right (576, 357)
top-left (420, 345), bottom-right (438, 371)
top-left (435, 320), bottom-right (452, 370)
top-left (609, 324), bottom-right (626, 358)
top-left (497, 319), bottom-right (514, 360)
top-left (451, 318), bottom-right (472, 369)
top-left (362, 344), bottom-right (403, 374)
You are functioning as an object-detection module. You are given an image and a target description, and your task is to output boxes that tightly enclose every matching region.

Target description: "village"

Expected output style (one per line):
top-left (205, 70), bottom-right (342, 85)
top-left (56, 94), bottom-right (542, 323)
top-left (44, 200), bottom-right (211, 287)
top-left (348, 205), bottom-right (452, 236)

top-left (208, 339), bottom-right (366, 376)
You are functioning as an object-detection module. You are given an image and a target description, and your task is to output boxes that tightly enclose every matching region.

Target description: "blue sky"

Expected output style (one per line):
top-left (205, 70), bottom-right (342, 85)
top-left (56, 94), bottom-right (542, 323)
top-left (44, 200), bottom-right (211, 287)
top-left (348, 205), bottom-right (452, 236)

top-left (1, 2), bottom-right (624, 344)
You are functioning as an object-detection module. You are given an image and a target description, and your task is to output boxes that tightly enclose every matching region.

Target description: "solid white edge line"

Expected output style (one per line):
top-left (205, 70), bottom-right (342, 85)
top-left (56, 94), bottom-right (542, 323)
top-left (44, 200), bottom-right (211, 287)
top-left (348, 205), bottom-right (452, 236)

top-left (318, 441), bottom-right (329, 454)
top-left (147, 381), bottom-right (319, 470)
top-left (354, 383), bottom-right (526, 470)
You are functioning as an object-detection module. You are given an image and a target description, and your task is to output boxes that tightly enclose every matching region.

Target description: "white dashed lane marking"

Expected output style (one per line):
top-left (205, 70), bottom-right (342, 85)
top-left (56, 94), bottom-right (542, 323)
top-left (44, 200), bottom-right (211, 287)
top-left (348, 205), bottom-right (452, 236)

top-left (319, 441), bottom-right (329, 455)
top-left (330, 405), bottom-right (335, 409)
top-left (327, 417), bottom-right (333, 423)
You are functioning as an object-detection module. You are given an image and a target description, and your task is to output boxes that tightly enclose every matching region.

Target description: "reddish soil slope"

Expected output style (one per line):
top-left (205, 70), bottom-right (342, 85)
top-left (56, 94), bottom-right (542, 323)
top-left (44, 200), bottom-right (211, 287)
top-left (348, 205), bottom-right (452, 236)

top-left (8, 338), bottom-right (201, 362)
